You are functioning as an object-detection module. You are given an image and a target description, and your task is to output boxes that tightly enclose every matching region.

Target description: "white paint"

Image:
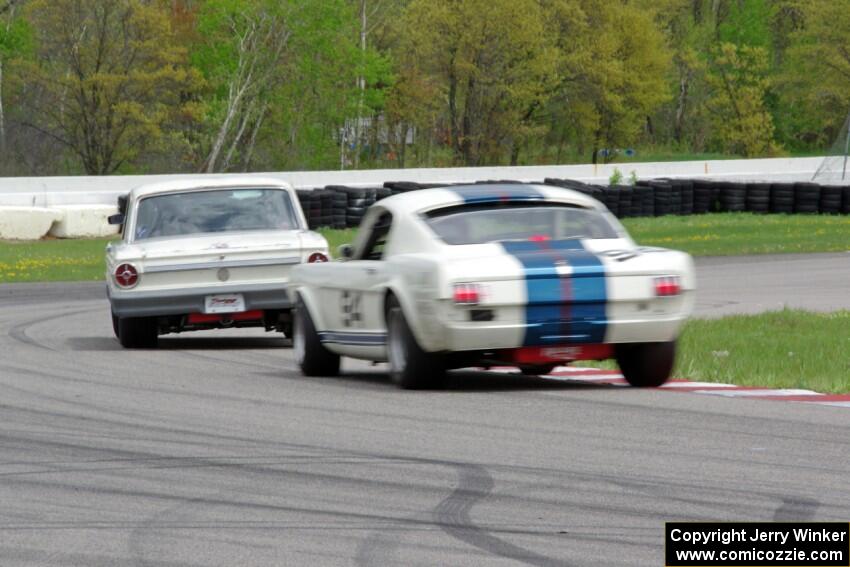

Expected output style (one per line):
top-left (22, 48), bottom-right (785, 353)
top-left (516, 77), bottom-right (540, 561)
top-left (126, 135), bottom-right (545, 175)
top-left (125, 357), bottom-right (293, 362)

top-left (542, 374), bottom-right (628, 385)
top-left (49, 205), bottom-right (120, 238)
top-left (812, 401), bottom-right (850, 408)
top-left (693, 389), bottom-right (823, 397)
top-left (0, 206), bottom-right (62, 240)
top-left (660, 381), bottom-right (737, 389)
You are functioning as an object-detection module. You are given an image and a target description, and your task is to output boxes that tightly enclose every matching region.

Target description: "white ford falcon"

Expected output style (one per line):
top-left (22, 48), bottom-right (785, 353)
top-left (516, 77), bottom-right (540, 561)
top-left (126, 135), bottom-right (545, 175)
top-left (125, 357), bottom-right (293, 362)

top-left (289, 183), bottom-right (695, 389)
top-left (106, 178), bottom-right (328, 348)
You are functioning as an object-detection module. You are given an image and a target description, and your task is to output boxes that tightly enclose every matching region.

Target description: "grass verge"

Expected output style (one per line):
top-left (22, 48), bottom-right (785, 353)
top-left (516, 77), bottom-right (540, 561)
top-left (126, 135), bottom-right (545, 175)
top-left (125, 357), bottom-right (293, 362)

top-left (622, 213), bottom-right (850, 256)
top-left (1, 213), bottom-right (849, 283)
top-left (587, 309), bottom-right (850, 394)
top-left (0, 237), bottom-right (113, 283)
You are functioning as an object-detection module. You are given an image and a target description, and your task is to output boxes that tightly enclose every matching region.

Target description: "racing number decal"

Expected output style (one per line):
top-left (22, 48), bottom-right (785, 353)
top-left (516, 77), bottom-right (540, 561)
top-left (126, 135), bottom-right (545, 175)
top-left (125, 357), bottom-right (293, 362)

top-left (340, 290), bottom-right (363, 328)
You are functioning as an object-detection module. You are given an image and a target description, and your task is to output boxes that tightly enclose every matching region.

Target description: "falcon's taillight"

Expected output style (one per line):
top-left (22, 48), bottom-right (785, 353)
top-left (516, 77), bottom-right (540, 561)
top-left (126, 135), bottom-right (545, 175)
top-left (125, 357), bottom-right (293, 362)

top-left (308, 252), bottom-right (329, 263)
top-left (114, 263), bottom-right (139, 288)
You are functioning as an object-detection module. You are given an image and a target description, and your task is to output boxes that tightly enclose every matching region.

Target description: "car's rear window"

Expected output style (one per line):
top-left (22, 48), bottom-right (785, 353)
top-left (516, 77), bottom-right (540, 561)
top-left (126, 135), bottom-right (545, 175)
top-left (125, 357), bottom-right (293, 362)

top-left (423, 203), bottom-right (620, 244)
top-left (133, 188), bottom-right (298, 240)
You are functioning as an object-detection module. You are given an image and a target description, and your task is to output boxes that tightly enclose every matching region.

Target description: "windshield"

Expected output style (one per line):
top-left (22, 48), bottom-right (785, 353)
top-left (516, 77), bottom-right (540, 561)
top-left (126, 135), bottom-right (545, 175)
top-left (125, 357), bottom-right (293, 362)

top-left (423, 203), bottom-right (621, 245)
top-left (133, 188), bottom-right (298, 240)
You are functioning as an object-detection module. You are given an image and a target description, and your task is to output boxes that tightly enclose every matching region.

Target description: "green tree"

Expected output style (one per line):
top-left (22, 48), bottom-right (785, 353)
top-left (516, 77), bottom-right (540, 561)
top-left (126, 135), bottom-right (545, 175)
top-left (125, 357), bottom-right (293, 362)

top-left (194, 0), bottom-right (382, 172)
top-left (716, 0), bottom-right (773, 49)
top-left (638, 0), bottom-right (710, 147)
top-left (193, 0), bottom-right (296, 172)
top-left (643, 0), bottom-right (785, 156)
top-left (17, 0), bottom-right (200, 174)
top-left (394, 0), bottom-right (558, 166)
top-left (0, 0), bottom-right (30, 151)
top-left (545, 0), bottom-right (672, 163)
top-left (778, 0), bottom-right (850, 149)
top-left (706, 42), bottom-right (777, 156)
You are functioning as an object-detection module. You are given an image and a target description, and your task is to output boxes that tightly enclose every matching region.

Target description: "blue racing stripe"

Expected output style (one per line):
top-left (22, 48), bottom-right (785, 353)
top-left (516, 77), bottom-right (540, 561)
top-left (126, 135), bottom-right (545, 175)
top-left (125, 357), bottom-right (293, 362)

top-left (501, 239), bottom-right (607, 346)
top-left (451, 184), bottom-right (544, 204)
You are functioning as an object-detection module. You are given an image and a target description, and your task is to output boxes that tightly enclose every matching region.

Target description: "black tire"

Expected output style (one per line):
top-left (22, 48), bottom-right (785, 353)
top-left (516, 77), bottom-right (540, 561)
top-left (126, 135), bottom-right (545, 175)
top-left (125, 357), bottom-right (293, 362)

top-left (118, 316), bottom-right (158, 348)
top-left (519, 364), bottom-right (558, 376)
top-left (293, 297), bottom-right (340, 377)
top-left (111, 311), bottom-right (120, 339)
top-left (614, 341), bottom-right (676, 387)
top-left (280, 320), bottom-right (293, 341)
top-left (386, 296), bottom-right (445, 389)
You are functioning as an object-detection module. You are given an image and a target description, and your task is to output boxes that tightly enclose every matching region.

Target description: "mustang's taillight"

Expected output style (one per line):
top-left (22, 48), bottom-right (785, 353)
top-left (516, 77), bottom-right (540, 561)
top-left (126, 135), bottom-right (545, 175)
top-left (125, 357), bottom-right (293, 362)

top-left (308, 252), bottom-right (328, 263)
top-left (114, 263), bottom-right (139, 288)
top-left (453, 283), bottom-right (482, 305)
top-left (654, 276), bottom-right (681, 297)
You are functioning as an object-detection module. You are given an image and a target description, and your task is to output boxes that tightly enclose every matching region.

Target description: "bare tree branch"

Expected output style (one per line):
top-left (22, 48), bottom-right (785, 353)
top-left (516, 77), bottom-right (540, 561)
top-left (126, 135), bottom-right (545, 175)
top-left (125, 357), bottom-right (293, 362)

top-left (0, 0), bottom-right (25, 16)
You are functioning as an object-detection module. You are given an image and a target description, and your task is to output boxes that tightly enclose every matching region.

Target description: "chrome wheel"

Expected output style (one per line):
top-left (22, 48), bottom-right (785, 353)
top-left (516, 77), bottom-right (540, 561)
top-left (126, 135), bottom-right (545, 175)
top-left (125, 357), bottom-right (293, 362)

top-left (387, 308), bottom-right (408, 376)
top-left (293, 309), bottom-right (305, 366)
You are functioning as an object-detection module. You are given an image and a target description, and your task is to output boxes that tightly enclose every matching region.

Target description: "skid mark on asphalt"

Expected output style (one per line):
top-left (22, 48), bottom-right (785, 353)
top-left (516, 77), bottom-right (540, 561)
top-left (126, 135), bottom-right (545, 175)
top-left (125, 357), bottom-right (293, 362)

top-left (7, 308), bottom-right (91, 351)
top-left (354, 513), bottom-right (422, 566)
top-left (773, 497), bottom-right (820, 522)
top-left (434, 463), bottom-right (569, 567)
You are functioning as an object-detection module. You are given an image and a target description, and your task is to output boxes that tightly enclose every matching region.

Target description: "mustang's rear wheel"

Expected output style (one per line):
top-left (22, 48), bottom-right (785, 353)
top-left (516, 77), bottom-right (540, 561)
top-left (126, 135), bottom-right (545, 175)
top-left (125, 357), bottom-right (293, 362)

top-left (293, 297), bottom-right (340, 377)
top-left (519, 364), bottom-right (558, 376)
top-left (111, 311), bottom-right (120, 339)
top-left (117, 316), bottom-right (158, 349)
top-left (614, 341), bottom-right (676, 387)
top-left (386, 297), bottom-right (445, 389)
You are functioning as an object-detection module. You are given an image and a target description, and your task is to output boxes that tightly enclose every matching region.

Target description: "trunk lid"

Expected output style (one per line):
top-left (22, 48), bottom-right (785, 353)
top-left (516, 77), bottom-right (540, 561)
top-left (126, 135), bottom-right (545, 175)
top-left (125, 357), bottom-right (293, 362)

top-left (117, 231), bottom-right (306, 290)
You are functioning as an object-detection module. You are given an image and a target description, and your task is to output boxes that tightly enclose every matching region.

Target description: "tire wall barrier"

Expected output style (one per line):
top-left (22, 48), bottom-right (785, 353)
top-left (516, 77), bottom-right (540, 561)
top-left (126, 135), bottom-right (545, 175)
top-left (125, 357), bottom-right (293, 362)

top-left (298, 178), bottom-right (850, 230)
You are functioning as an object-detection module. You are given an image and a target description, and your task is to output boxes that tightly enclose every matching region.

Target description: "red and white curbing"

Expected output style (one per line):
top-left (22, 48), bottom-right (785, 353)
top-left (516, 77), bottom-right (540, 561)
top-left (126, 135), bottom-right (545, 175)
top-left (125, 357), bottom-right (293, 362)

top-left (487, 366), bottom-right (850, 408)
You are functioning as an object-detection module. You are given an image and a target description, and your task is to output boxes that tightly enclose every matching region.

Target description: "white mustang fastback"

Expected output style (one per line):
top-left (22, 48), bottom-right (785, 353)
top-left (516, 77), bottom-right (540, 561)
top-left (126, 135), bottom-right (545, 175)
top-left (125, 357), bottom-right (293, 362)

top-left (288, 183), bottom-right (695, 389)
top-left (106, 178), bottom-right (328, 348)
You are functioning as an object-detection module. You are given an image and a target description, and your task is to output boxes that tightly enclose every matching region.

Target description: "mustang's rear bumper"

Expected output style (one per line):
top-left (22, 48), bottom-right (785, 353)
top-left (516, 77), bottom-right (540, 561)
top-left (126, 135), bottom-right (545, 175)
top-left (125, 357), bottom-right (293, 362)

top-left (108, 282), bottom-right (291, 318)
top-left (423, 315), bottom-right (688, 352)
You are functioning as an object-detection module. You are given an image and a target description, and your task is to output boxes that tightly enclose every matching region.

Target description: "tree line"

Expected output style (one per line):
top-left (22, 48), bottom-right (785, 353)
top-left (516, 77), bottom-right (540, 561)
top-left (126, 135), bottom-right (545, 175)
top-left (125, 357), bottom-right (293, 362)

top-left (0, 0), bottom-right (847, 176)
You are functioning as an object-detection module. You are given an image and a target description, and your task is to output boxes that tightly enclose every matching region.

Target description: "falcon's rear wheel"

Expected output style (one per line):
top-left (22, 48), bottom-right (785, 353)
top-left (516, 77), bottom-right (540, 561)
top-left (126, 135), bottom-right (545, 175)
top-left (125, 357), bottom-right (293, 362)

top-left (117, 316), bottom-right (158, 349)
top-left (614, 341), bottom-right (676, 387)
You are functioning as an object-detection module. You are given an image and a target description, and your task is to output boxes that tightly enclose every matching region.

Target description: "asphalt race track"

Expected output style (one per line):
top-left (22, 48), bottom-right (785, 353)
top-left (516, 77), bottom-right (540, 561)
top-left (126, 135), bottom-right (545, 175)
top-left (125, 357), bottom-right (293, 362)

top-left (1, 253), bottom-right (849, 566)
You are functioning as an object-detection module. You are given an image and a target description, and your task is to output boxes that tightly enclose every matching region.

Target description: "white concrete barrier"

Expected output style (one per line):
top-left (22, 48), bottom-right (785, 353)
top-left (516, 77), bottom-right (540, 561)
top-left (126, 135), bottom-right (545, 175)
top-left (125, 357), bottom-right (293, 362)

top-left (0, 207), bottom-right (62, 240)
top-left (48, 205), bottom-right (119, 238)
top-left (0, 156), bottom-right (827, 208)
top-left (0, 156), bottom-right (830, 239)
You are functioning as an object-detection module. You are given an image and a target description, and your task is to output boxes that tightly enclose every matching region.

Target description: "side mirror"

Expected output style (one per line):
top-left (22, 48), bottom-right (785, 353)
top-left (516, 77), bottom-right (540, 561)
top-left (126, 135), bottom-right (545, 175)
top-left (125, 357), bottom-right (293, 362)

top-left (108, 213), bottom-right (125, 226)
top-left (117, 194), bottom-right (128, 215)
top-left (337, 244), bottom-right (354, 259)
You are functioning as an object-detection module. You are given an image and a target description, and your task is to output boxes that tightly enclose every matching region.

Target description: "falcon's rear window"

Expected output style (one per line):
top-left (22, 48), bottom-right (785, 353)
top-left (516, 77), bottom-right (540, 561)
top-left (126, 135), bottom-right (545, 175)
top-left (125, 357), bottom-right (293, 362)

top-left (423, 202), bottom-right (620, 245)
top-left (133, 188), bottom-right (298, 240)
